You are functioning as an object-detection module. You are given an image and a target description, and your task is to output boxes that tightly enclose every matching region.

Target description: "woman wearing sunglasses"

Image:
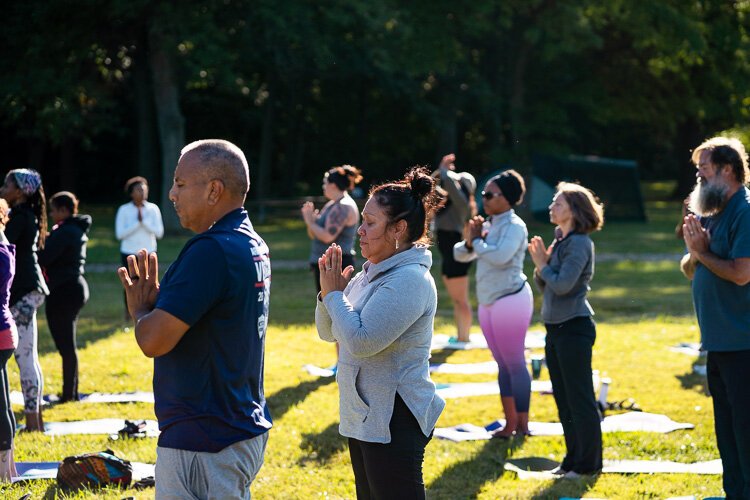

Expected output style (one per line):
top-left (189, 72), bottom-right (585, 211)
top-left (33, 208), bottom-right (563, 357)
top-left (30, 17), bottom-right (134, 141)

top-left (454, 170), bottom-right (533, 438)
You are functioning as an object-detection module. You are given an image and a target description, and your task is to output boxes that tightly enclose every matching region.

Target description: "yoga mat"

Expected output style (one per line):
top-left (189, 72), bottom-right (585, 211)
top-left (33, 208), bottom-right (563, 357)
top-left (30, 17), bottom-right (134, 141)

top-left (303, 364), bottom-right (336, 378)
top-left (13, 461), bottom-right (155, 483)
top-left (503, 456), bottom-right (722, 480)
top-left (435, 380), bottom-right (554, 399)
top-left (434, 412), bottom-right (694, 442)
top-left (10, 391), bottom-right (49, 407)
top-left (670, 342), bottom-right (705, 357)
top-left (431, 333), bottom-right (487, 350)
top-left (430, 330), bottom-right (546, 351)
top-left (430, 361), bottom-right (499, 374)
top-left (11, 391), bottom-right (155, 406)
top-left (435, 372), bottom-right (600, 399)
top-left (24, 419), bottom-right (159, 437)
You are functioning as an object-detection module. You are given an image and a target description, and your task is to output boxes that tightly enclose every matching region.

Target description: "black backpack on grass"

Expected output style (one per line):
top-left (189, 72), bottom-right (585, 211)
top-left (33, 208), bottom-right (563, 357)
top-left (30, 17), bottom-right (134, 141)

top-left (57, 449), bottom-right (132, 491)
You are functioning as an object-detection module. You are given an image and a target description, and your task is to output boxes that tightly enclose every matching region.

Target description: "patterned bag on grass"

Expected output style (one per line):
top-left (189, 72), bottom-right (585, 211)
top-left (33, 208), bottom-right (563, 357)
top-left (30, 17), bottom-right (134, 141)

top-left (56, 449), bottom-right (133, 490)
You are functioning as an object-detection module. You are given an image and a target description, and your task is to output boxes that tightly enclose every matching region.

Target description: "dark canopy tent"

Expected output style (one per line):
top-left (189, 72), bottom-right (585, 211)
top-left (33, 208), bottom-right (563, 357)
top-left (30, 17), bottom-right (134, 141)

top-left (528, 154), bottom-right (646, 222)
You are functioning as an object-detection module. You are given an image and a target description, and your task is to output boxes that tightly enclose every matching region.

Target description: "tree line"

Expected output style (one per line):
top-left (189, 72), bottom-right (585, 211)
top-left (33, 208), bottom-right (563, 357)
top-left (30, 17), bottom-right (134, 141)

top-left (1, 0), bottom-right (748, 228)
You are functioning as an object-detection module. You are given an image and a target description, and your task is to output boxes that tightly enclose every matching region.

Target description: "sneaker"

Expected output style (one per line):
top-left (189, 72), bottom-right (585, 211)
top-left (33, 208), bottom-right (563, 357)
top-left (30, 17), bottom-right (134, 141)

top-left (328, 364), bottom-right (338, 376)
top-left (563, 470), bottom-right (601, 480)
top-left (550, 466), bottom-right (568, 476)
top-left (448, 336), bottom-right (470, 344)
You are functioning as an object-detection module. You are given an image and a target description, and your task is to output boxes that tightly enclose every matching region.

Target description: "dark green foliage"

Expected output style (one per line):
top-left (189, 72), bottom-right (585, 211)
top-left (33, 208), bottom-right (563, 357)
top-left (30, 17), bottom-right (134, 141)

top-left (1, 0), bottom-right (749, 206)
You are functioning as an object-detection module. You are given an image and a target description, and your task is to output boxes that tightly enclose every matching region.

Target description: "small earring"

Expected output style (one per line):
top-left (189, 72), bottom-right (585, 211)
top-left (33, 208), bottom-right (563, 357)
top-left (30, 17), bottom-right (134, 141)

top-left (395, 240), bottom-right (399, 250)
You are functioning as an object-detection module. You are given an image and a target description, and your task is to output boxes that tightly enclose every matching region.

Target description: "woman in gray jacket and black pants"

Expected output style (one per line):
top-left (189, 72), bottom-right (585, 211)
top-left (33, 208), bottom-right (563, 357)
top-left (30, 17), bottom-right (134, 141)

top-left (528, 181), bottom-right (605, 479)
top-left (316, 167), bottom-right (445, 499)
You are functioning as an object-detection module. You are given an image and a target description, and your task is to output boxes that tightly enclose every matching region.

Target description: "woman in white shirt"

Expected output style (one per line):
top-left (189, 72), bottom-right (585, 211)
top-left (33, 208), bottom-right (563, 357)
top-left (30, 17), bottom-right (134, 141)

top-left (115, 176), bottom-right (163, 318)
top-left (454, 170), bottom-right (533, 438)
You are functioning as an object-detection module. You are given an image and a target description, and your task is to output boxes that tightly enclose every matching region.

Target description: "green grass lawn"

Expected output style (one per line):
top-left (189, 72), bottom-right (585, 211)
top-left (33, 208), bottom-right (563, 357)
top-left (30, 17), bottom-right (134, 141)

top-left (2, 196), bottom-right (725, 498)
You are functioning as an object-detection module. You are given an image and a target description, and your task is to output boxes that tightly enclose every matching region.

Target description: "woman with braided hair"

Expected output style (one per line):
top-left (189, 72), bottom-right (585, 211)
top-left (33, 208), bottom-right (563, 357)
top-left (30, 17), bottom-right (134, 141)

top-left (0, 169), bottom-right (49, 432)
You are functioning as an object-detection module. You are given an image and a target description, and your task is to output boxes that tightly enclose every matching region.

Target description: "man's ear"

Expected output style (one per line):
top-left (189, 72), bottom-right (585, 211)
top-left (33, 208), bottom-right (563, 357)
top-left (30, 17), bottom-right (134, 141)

top-left (207, 179), bottom-right (225, 206)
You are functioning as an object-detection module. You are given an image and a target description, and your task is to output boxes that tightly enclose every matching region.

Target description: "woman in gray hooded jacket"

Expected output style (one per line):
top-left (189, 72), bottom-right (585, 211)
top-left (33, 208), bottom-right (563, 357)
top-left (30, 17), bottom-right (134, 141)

top-left (316, 167), bottom-right (445, 499)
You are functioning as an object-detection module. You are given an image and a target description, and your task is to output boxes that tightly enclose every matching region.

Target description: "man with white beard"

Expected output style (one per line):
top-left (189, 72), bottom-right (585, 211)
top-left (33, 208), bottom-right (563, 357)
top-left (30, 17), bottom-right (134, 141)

top-left (681, 136), bottom-right (750, 500)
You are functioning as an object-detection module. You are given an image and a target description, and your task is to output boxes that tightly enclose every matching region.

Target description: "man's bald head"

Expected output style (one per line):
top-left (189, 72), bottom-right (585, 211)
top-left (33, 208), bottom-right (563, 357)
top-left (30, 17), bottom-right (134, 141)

top-left (180, 139), bottom-right (250, 200)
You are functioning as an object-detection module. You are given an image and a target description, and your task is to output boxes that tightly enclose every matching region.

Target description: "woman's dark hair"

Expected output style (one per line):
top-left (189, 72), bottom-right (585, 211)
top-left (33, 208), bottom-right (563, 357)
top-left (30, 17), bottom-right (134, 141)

top-left (489, 169), bottom-right (526, 206)
top-left (124, 176), bottom-right (148, 195)
top-left (370, 166), bottom-right (443, 245)
top-left (50, 191), bottom-right (79, 215)
top-left (6, 175), bottom-right (47, 249)
top-left (326, 165), bottom-right (363, 192)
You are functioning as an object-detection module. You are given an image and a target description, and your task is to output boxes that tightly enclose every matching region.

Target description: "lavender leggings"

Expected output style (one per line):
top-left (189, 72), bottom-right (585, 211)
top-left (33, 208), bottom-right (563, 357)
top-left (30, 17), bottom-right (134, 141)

top-left (478, 283), bottom-right (533, 412)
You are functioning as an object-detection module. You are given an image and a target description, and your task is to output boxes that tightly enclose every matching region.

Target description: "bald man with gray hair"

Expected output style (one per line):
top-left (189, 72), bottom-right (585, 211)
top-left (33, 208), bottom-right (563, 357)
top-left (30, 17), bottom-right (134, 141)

top-left (118, 139), bottom-right (272, 499)
top-left (180, 139), bottom-right (250, 198)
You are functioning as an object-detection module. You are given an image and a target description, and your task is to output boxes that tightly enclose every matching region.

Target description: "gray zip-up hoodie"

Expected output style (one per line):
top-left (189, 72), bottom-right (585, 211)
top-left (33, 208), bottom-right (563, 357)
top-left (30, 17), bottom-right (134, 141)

top-left (316, 245), bottom-right (445, 443)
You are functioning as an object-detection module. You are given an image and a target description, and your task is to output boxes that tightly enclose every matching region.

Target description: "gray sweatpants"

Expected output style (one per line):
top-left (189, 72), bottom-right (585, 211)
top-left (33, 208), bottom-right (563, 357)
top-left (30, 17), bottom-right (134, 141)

top-left (155, 432), bottom-right (268, 500)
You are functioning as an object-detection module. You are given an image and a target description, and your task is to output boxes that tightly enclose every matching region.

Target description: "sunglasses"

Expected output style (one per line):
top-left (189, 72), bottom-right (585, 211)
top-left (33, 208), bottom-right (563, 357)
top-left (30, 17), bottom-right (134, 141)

top-left (481, 191), bottom-right (503, 201)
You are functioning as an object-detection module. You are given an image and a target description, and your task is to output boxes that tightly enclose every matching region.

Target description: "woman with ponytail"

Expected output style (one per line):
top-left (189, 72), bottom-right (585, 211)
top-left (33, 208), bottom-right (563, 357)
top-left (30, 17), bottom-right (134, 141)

top-left (315, 167), bottom-right (445, 499)
top-left (0, 169), bottom-right (49, 432)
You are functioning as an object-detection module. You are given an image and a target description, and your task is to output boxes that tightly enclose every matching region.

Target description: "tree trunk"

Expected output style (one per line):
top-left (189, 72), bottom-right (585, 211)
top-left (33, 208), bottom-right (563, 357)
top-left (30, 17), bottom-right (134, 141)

top-left (27, 137), bottom-right (45, 173)
top-left (59, 139), bottom-right (75, 191)
top-left (509, 40), bottom-right (532, 158)
top-left (285, 123), bottom-right (306, 197)
top-left (148, 25), bottom-right (184, 232)
top-left (256, 81), bottom-right (275, 221)
top-left (435, 110), bottom-right (457, 166)
top-left (133, 30), bottom-right (159, 186)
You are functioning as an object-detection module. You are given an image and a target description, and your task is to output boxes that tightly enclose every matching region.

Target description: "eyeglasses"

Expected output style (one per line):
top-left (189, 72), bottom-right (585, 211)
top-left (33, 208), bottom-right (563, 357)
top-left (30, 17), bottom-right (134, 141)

top-left (481, 191), bottom-right (503, 201)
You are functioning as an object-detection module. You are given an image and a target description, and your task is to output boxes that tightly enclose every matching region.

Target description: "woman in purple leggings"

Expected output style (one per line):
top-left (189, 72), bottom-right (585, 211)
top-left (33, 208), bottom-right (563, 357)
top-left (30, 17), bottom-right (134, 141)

top-left (454, 170), bottom-right (533, 438)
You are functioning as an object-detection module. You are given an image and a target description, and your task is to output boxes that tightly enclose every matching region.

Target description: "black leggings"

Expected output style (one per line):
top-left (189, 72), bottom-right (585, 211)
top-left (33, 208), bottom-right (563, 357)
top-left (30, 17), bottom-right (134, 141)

top-left (45, 276), bottom-right (89, 402)
top-left (545, 316), bottom-right (602, 474)
top-left (0, 349), bottom-right (15, 449)
top-left (348, 393), bottom-right (432, 499)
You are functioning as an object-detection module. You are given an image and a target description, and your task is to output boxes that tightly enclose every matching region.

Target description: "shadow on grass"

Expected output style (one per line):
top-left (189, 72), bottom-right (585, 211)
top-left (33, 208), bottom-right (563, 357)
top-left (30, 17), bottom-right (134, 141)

top-left (428, 349), bottom-right (462, 366)
top-left (267, 376), bottom-right (335, 421)
top-left (37, 318), bottom-right (123, 356)
top-left (42, 485), bottom-right (57, 499)
top-left (427, 437), bottom-right (523, 499)
top-left (676, 366), bottom-right (709, 396)
top-left (530, 474), bottom-right (599, 500)
top-left (297, 422), bottom-right (347, 466)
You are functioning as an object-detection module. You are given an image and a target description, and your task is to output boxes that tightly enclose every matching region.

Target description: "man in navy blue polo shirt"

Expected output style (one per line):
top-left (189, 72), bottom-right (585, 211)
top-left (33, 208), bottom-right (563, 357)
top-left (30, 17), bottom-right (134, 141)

top-left (118, 139), bottom-right (272, 499)
top-left (681, 136), bottom-right (750, 500)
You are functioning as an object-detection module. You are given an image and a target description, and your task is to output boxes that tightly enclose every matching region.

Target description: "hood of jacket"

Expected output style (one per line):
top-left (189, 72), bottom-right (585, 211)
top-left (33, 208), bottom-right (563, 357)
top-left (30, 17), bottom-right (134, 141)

top-left (362, 244), bottom-right (432, 283)
top-left (65, 214), bottom-right (92, 234)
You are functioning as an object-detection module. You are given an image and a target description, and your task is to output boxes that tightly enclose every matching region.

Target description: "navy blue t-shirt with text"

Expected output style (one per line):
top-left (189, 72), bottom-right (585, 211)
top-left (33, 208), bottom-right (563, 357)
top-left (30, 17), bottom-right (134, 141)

top-left (154, 208), bottom-right (272, 452)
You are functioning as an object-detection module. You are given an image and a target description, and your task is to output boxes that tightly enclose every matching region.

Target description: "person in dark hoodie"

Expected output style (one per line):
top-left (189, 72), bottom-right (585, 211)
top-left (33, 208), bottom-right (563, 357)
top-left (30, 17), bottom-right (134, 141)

top-left (38, 192), bottom-right (90, 403)
top-left (0, 169), bottom-right (49, 431)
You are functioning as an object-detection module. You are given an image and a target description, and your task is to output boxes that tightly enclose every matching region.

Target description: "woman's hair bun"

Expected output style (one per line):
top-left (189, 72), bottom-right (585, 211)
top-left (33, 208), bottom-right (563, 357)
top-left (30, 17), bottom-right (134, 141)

top-left (405, 166), bottom-right (434, 201)
top-left (341, 165), bottom-right (363, 186)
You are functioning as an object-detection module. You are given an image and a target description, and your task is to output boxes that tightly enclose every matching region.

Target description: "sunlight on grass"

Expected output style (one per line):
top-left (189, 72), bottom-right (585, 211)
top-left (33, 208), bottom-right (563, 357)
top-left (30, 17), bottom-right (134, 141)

top-left (0, 195), bottom-right (727, 498)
